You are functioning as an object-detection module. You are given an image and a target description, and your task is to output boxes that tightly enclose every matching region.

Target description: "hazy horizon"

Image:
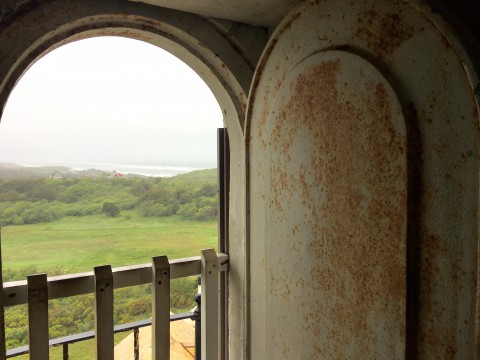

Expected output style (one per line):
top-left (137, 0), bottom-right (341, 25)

top-left (0, 159), bottom-right (210, 177)
top-left (0, 36), bottom-right (223, 170)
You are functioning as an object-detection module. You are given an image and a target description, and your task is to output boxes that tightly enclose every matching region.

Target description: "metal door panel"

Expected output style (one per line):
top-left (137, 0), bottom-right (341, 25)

top-left (265, 50), bottom-right (405, 359)
top-left (247, 0), bottom-right (479, 358)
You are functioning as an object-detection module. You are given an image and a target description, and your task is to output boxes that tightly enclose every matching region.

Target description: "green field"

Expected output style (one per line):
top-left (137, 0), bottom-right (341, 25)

top-left (1, 213), bottom-right (217, 358)
top-left (13, 333), bottom-right (130, 360)
top-left (1, 212), bottom-right (217, 275)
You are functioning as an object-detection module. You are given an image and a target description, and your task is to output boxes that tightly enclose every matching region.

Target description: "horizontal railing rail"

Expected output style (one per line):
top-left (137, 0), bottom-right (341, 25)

top-left (0, 249), bottom-right (227, 360)
top-left (6, 312), bottom-right (195, 358)
top-left (3, 253), bottom-right (229, 307)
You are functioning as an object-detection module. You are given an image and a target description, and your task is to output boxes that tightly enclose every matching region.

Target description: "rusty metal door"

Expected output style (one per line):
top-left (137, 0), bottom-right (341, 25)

top-left (246, 1), bottom-right (479, 359)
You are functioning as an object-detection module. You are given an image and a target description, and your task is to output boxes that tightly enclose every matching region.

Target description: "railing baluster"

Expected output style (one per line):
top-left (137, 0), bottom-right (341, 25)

top-left (3, 251), bottom-right (228, 359)
top-left (94, 265), bottom-right (113, 360)
top-left (201, 249), bottom-right (218, 360)
top-left (133, 328), bottom-right (139, 360)
top-left (194, 294), bottom-right (201, 360)
top-left (27, 274), bottom-right (49, 360)
top-left (62, 343), bottom-right (68, 360)
top-left (152, 256), bottom-right (170, 360)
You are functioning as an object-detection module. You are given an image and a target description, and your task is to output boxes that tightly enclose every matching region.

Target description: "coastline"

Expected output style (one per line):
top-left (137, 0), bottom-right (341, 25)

top-left (10, 161), bottom-right (205, 177)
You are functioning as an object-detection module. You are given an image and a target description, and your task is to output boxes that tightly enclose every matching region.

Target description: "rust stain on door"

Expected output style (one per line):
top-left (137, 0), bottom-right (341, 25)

top-left (263, 50), bottom-right (407, 358)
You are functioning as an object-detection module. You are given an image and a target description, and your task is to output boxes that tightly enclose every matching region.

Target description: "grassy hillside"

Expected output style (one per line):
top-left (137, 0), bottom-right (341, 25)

top-left (0, 168), bottom-right (218, 226)
top-left (0, 167), bottom-right (219, 353)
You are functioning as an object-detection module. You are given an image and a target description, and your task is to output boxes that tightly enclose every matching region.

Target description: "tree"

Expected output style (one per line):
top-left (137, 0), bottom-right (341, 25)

top-left (102, 202), bottom-right (120, 217)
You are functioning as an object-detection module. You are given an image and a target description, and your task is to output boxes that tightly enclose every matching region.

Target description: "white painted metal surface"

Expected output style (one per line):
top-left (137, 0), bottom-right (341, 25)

top-left (0, 0), bottom-right (262, 140)
top-left (250, 48), bottom-right (407, 358)
top-left (1, 252), bottom-right (228, 358)
top-left (152, 256), bottom-right (170, 360)
top-left (246, 0), bottom-right (479, 358)
top-left (201, 249), bottom-right (219, 360)
top-left (3, 254), bottom-right (229, 306)
top-left (130, 0), bottom-right (301, 28)
top-left (94, 265), bottom-right (114, 360)
top-left (27, 274), bottom-right (49, 360)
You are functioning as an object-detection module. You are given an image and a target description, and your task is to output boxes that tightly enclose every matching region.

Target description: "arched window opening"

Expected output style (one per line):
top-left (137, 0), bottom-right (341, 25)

top-left (0, 36), bottom-right (224, 356)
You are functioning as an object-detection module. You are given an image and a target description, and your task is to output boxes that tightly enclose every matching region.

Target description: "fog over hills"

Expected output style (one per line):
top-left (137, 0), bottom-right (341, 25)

top-left (0, 162), bottom-right (213, 180)
top-left (0, 37), bottom-right (222, 176)
top-left (0, 163), bottom-right (117, 179)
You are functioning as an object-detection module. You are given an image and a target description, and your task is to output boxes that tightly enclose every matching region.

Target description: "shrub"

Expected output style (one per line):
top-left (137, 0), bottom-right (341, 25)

top-left (138, 201), bottom-right (170, 217)
top-left (102, 202), bottom-right (120, 217)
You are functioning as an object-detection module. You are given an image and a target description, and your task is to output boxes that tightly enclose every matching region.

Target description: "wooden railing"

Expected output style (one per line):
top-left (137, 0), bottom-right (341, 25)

top-left (0, 249), bottom-right (228, 360)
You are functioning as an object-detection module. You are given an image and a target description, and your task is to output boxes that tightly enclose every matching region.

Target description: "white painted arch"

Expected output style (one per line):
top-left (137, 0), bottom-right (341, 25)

top-left (0, 0), bottom-right (267, 134)
top-left (0, 1), bottom-right (258, 356)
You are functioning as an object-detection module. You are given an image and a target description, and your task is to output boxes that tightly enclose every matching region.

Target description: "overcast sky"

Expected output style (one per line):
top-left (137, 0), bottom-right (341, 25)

top-left (0, 36), bottom-right (223, 171)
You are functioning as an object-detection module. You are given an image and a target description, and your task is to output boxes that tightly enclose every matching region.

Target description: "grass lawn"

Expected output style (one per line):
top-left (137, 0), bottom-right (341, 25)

top-left (1, 212), bottom-right (217, 275)
top-left (13, 332), bottom-right (129, 360)
top-left (2, 213), bottom-right (216, 356)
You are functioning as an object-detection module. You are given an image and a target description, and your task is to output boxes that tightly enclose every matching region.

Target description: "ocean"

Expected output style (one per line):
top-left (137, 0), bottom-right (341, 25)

top-left (19, 161), bottom-right (207, 177)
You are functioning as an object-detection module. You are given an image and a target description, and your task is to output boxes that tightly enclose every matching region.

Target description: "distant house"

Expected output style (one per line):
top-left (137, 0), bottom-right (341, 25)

top-left (50, 173), bottom-right (65, 179)
top-left (113, 170), bottom-right (123, 178)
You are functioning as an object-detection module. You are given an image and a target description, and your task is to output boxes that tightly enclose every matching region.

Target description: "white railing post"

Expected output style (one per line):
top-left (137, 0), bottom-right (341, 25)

top-left (94, 265), bottom-right (113, 360)
top-left (2, 253), bottom-right (228, 358)
top-left (27, 274), bottom-right (49, 360)
top-left (201, 249), bottom-right (219, 360)
top-left (152, 256), bottom-right (170, 360)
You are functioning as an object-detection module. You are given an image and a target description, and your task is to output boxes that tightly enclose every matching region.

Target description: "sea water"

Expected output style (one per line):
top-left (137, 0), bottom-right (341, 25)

top-left (18, 161), bottom-right (204, 177)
